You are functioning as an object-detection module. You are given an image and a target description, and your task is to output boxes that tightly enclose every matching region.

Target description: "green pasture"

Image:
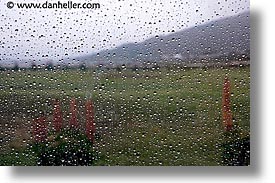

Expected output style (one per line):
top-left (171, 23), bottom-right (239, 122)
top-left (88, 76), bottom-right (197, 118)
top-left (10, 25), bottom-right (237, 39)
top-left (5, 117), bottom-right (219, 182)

top-left (0, 66), bottom-right (250, 165)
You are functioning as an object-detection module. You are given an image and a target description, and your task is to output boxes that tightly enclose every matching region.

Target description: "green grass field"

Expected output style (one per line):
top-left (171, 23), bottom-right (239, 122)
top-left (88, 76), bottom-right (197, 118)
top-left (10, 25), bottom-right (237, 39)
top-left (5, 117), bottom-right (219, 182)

top-left (0, 66), bottom-right (250, 166)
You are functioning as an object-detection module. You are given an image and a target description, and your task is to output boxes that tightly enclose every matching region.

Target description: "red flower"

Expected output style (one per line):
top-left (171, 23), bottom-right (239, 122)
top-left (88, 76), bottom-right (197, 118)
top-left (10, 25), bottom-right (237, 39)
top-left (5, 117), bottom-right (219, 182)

top-left (32, 116), bottom-right (47, 142)
top-left (53, 99), bottom-right (63, 132)
top-left (222, 77), bottom-right (233, 131)
top-left (69, 98), bottom-right (78, 128)
top-left (85, 100), bottom-right (95, 143)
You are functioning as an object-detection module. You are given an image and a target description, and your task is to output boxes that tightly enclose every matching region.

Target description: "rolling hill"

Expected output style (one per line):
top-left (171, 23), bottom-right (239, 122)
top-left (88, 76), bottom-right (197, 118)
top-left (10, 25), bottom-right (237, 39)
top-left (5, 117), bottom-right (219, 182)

top-left (76, 11), bottom-right (249, 67)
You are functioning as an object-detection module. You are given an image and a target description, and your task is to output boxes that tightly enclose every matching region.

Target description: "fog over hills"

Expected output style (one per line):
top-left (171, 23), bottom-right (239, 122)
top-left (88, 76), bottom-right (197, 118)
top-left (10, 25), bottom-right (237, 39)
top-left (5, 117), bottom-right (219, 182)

top-left (0, 11), bottom-right (249, 69)
top-left (76, 11), bottom-right (249, 67)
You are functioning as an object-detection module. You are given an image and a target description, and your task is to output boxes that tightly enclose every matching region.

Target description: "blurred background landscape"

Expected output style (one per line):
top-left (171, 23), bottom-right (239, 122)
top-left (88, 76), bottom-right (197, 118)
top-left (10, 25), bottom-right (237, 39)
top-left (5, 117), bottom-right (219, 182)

top-left (0, 0), bottom-right (250, 166)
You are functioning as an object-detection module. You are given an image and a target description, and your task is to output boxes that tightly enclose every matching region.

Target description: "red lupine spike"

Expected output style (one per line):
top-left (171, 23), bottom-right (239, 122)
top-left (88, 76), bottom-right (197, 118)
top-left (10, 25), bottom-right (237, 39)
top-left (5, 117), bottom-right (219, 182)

top-left (32, 116), bottom-right (47, 142)
top-left (85, 100), bottom-right (95, 143)
top-left (222, 77), bottom-right (233, 131)
top-left (69, 98), bottom-right (78, 128)
top-left (53, 99), bottom-right (63, 132)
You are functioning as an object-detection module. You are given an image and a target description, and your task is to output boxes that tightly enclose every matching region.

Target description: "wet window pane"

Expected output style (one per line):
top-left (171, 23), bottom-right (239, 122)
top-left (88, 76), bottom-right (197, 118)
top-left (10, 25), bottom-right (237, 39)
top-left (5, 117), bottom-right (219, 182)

top-left (0, 0), bottom-right (250, 166)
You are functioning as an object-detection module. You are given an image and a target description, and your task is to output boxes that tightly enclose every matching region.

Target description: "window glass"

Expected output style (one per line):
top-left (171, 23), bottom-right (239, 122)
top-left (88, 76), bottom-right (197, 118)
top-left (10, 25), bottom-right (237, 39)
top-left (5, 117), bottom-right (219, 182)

top-left (0, 0), bottom-right (250, 166)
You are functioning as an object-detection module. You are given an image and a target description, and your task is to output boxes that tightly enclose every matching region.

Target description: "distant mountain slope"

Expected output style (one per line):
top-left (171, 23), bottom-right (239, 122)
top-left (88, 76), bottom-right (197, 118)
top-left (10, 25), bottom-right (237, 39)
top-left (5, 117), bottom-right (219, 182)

top-left (77, 11), bottom-right (249, 66)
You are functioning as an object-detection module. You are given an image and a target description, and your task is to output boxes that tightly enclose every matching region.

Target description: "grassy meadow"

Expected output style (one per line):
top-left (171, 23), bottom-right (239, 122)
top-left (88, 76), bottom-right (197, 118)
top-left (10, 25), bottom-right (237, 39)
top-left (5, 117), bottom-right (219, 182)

top-left (0, 66), bottom-right (250, 166)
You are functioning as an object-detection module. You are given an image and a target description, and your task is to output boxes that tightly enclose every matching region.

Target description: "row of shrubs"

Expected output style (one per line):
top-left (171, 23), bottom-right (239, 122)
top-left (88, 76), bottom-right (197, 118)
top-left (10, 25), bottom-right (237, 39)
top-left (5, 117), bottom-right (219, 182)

top-left (31, 98), bottom-right (96, 166)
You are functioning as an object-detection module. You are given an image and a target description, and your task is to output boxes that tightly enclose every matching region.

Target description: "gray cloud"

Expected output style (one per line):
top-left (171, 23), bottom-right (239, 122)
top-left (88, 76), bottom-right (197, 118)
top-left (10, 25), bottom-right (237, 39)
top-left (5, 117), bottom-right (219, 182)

top-left (0, 0), bottom-right (249, 64)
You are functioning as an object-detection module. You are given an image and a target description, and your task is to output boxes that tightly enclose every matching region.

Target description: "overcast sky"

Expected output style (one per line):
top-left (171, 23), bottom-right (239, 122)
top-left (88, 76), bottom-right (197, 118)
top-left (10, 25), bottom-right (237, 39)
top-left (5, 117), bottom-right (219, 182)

top-left (0, 0), bottom-right (249, 64)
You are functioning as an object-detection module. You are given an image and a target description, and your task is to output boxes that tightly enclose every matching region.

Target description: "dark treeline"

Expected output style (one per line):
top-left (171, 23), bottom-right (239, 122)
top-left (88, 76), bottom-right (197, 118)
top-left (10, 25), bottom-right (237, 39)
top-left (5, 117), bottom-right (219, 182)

top-left (0, 61), bottom-right (88, 72)
top-left (0, 53), bottom-right (250, 72)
